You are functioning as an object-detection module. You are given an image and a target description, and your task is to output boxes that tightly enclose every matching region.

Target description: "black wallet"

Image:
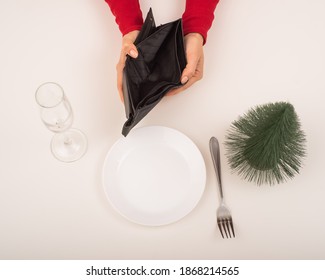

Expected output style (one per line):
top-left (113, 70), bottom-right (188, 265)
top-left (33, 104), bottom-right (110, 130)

top-left (122, 8), bottom-right (187, 136)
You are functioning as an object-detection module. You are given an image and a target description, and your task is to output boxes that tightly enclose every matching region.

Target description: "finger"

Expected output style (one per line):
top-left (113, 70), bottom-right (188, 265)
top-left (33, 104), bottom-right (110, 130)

top-left (180, 54), bottom-right (200, 84)
top-left (117, 76), bottom-right (124, 103)
top-left (119, 91), bottom-right (124, 103)
top-left (116, 46), bottom-right (138, 103)
top-left (121, 30), bottom-right (140, 57)
top-left (167, 57), bottom-right (204, 96)
top-left (166, 78), bottom-right (195, 96)
top-left (183, 53), bottom-right (204, 84)
top-left (116, 59), bottom-right (124, 102)
top-left (191, 53), bottom-right (204, 81)
top-left (122, 42), bottom-right (138, 59)
top-left (166, 87), bottom-right (183, 96)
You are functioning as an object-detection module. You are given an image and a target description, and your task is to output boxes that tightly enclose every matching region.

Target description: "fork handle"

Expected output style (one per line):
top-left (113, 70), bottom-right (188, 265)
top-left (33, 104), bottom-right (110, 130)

top-left (209, 137), bottom-right (224, 199)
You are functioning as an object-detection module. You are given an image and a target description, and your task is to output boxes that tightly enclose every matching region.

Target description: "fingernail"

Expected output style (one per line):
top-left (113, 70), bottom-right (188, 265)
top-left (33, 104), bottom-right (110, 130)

top-left (181, 76), bottom-right (188, 84)
top-left (130, 49), bottom-right (138, 58)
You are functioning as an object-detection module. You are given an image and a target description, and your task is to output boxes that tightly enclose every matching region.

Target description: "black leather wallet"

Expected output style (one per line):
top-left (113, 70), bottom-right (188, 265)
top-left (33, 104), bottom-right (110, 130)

top-left (122, 8), bottom-right (187, 136)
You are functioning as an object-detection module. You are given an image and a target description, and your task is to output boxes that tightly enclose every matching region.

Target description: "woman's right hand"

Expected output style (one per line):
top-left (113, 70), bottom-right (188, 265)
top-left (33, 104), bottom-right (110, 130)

top-left (116, 30), bottom-right (139, 102)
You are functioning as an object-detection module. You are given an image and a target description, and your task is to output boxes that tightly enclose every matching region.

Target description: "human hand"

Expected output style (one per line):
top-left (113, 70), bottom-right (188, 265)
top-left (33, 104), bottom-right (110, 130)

top-left (116, 30), bottom-right (140, 102)
top-left (166, 32), bottom-right (204, 96)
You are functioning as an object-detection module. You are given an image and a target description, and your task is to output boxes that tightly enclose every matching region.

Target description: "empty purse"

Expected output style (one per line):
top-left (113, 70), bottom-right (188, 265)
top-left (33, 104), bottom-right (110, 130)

top-left (122, 8), bottom-right (187, 136)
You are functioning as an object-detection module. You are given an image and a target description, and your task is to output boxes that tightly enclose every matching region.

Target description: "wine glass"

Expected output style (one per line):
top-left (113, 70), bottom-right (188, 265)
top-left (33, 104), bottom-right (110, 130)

top-left (35, 82), bottom-right (87, 162)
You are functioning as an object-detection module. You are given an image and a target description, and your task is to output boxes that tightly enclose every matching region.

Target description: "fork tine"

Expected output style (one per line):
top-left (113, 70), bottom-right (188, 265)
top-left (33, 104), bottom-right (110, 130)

top-left (222, 220), bottom-right (229, 238)
top-left (229, 218), bottom-right (235, 237)
top-left (225, 218), bottom-right (232, 238)
top-left (218, 218), bottom-right (235, 238)
top-left (217, 220), bottom-right (225, 238)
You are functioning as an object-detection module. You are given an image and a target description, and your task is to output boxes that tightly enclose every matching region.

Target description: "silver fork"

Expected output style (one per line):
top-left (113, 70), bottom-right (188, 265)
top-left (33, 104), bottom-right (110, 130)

top-left (209, 137), bottom-right (235, 238)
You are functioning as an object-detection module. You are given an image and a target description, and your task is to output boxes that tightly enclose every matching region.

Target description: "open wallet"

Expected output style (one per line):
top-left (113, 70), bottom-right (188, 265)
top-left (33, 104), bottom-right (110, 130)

top-left (121, 8), bottom-right (187, 136)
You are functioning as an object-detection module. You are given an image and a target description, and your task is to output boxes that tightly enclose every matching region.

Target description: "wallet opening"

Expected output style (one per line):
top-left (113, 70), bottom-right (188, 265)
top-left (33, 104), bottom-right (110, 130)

top-left (121, 9), bottom-right (187, 136)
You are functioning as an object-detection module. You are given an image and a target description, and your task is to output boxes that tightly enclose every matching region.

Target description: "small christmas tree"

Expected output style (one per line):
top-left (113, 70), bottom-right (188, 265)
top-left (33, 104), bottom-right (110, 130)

top-left (225, 102), bottom-right (306, 185)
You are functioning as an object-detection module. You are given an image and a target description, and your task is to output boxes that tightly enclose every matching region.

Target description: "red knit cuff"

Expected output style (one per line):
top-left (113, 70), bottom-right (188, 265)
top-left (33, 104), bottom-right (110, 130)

top-left (121, 25), bottom-right (143, 36)
top-left (182, 0), bottom-right (219, 44)
top-left (182, 14), bottom-right (213, 45)
top-left (182, 27), bottom-right (207, 45)
top-left (105, 0), bottom-right (143, 35)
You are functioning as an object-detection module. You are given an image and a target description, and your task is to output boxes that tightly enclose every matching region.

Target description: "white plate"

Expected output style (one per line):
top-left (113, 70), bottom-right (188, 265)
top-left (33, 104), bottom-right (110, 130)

top-left (102, 126), bottom-right (206, 226)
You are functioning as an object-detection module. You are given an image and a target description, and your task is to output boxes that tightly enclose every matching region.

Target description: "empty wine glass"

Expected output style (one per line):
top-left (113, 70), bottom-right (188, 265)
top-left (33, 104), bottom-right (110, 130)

top-left (35, 82), bottom-right (87, 162)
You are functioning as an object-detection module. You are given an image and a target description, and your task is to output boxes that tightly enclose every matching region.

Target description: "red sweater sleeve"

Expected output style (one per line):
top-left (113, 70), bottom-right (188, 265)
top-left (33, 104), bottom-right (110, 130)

top-left (105, 0), bottom-right (219, 43)
top-left (105, 0), bottom-right (143, 35)
top-left (182, 0), bottom-right (219, 44)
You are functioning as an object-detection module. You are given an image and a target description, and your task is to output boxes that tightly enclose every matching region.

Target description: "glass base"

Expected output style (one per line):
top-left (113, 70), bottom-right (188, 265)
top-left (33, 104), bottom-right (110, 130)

top-left (51, 128), bottom-right (87, 162)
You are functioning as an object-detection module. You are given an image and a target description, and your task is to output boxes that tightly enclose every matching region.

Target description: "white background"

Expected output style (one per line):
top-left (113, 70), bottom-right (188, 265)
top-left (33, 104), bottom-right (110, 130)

top-left (1, 0), bottom-right (325, 259)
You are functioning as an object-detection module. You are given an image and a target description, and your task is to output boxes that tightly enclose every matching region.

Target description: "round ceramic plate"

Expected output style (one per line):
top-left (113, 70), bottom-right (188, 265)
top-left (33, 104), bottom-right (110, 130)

top-left (102, 126), bottom-right (206, 226)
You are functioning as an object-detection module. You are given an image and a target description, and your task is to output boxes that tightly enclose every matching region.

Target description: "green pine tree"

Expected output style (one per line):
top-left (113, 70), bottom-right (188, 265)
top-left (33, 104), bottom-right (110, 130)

top-left (225, 102), bottom-right (306, 185)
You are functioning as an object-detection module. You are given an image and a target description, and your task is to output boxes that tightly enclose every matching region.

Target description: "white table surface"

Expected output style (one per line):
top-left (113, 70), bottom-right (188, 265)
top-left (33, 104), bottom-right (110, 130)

top-left (1, 0), bottom-right (325, 260)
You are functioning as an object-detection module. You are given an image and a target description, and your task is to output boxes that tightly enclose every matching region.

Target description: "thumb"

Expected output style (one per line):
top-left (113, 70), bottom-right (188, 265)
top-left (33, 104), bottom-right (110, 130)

top-left (124, 43), bottom-right (138, 58)
top-left (180, 57), bottom-right (199, 84)
top-left (128, 45), bottom-right (138, 58)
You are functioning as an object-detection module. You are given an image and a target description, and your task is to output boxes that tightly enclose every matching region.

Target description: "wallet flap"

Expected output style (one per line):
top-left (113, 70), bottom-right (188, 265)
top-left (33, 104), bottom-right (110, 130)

top-left (134, 8), bottom-right (156, 44)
